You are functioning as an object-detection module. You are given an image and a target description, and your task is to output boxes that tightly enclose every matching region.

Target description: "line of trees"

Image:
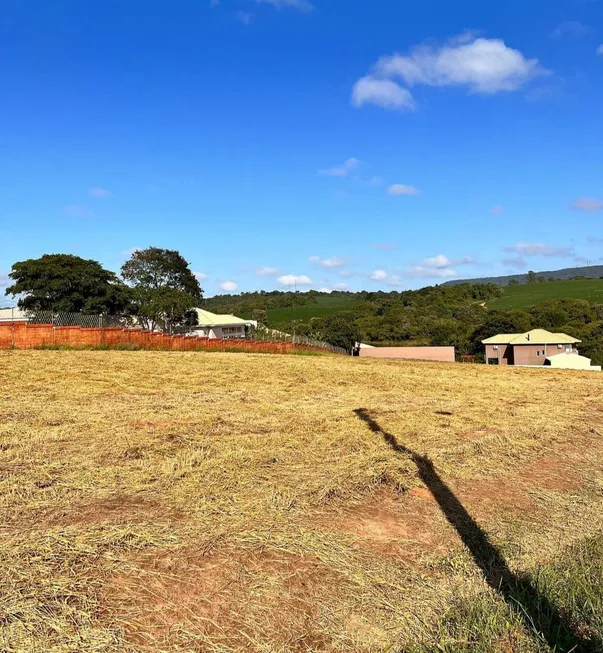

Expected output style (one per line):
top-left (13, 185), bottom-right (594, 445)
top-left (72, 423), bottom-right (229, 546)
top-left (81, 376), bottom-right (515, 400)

top-left (4, 248), bottom-right (203, 332)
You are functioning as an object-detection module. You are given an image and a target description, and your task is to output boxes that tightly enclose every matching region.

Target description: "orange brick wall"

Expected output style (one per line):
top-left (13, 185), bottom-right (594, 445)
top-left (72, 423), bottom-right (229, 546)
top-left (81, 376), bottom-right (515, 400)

top-left (0, 322), bottom-right (325, 355)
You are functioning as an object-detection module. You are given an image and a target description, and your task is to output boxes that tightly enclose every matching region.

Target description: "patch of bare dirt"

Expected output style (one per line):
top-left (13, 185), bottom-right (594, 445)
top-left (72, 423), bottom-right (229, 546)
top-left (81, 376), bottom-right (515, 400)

top-left (326, 490), bottom-right (453, 560)
top-left (518, 456), bottom-right (584, 492)
top-left (51, 493), bottom-right (185, 526)
top-left (103, 547), bottom-right (338, 651)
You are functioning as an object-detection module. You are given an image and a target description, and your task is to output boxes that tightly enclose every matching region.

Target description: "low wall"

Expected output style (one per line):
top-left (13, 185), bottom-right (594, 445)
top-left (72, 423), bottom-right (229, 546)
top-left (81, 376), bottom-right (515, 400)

top-left (0, 322), bottom-right (325, 355)
top-left (359, 346), bottom-right (455, 362)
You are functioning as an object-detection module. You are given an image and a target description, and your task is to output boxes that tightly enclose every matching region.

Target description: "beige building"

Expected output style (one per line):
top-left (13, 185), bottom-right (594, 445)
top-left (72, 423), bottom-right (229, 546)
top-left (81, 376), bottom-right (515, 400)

top-left (190, 309), bottom-right (257, 339)
top-left (482, 329), bottom-right (582, 367)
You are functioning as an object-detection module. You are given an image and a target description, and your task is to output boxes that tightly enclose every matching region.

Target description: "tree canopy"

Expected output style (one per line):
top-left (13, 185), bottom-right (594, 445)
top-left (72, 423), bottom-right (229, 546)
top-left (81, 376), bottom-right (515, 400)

top-left (120, 247), bottom-right (202, 331)
top-left (5, 254), bottom-right (132, 314)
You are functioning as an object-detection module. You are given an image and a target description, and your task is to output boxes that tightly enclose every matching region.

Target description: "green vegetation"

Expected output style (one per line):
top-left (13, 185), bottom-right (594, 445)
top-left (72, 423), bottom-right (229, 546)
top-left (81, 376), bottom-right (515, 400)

top-left (489, 278), bottom-right (603, 309)
top-left (267, 294), bottom-right (362, 325)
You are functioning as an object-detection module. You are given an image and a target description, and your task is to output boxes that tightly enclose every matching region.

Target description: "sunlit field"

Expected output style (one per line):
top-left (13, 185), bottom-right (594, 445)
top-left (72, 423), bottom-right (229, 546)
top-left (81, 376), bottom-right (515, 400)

top-left (1, 351), bottom-right (602, 652)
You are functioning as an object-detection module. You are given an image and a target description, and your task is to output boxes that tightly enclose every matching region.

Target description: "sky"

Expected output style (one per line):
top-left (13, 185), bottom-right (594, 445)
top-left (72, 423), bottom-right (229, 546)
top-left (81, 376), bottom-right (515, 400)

top-left (1, 0), bottom-right (602, 300)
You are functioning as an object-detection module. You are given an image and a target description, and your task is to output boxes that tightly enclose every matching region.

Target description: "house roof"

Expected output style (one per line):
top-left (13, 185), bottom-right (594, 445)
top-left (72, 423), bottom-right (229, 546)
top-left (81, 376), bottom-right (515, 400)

top-left (482, 328), bottom-right (581, 345)
top-left (193, 308), bottom-right (256, 327)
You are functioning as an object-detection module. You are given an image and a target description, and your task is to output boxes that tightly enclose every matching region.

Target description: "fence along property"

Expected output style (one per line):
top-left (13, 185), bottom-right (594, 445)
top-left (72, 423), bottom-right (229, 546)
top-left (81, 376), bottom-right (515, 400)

top-left (0, 309), bottom-right (347, 355)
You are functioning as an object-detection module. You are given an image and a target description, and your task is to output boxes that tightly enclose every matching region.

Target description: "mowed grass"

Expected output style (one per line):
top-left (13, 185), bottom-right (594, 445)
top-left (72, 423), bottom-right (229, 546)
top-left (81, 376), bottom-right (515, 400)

top-left (489, 278), bottom-right (603, 309)
top-left (1, 351), bottom-right (603, 652)
top-left (268, 295), bottom-right (363, 326)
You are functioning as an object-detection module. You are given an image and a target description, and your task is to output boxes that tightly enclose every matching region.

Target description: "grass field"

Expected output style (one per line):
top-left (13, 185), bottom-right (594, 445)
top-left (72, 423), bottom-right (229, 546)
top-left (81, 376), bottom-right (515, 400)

top-left (485, 278), bottom-right (603, 310)
top-left (1, 351), bottom-right (603, 652)
top-left (268, 295), bottom-right (362, 326)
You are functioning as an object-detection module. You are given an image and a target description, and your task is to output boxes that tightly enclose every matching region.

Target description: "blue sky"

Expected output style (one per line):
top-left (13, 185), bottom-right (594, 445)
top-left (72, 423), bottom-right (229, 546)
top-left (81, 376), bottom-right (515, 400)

top-left (1, 0), bottom-right (602, 300)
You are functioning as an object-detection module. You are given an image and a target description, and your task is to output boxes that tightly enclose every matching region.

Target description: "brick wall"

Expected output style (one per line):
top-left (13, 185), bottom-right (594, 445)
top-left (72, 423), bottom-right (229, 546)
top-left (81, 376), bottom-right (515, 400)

top-left (0, 322), bottom-right (323, 355)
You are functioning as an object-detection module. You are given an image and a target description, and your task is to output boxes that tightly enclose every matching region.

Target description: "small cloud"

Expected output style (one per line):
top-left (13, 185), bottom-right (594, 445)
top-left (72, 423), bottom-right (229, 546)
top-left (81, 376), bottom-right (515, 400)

top-left (255, 267), bottom-right (279, 277)
top-left (256, 0), bottom-right (313, 11)
top-left (490, 204), bottom-right (504, 215)
top-left (574, 257), bottom-right (589, 264)
top-left (503, 242), bottom-right (574, 257)
top-left (319, 158), bottom-right (360, 178)
top-left (220, 280), bottom-right (239, 292)
top-left (502, 256), bottom-right (527, 270)
top-left (406, 266), bottom-right (457, 279)
top-left (193, 271), bottom-right (208, 281)
top-left (551, 21), bottom-right (589, 39)
top-left (277, 274), bottom-right (312, 287)
top-left (88, 187), bottom-right (112, 198)
top-left (373, 242), bottom-right (398, 252)
top-left (64, 204), bottom-right (94, 218)
top-left (587, 235), bottom-right (603, 245)
top-left (597, 45), bottom-right (603, 56)
top-left (352, 77), bottom-right (417, 111)
top-left (572, 197), bottom-right (603, 212)
top-left (388, 184), bottom-right (419, 196)
top-left (353, 175), bottom-right (384, 187)
top-left (422, 254), bottom-right (452, 269)
top-left (332, 282), bottom-right (349, 290)
top-left (236, 11), bottom-right (252, 24)
top-left (308, 256), bottom-right (347, 268)
top-left (317, 287), bottom-right (332, 293)
top-left (370, 269), bottom-right (388, 281)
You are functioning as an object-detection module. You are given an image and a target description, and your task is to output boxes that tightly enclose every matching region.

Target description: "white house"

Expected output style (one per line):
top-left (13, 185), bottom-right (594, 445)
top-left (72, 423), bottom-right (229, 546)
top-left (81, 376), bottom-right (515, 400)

top-left (190, 309), bottom-right (257, 340)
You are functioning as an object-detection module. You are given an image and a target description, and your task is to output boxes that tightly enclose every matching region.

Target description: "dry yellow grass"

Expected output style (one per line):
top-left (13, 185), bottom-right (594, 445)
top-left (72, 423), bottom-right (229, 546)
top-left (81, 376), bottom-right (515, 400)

top-left (1, 350), bottom-right (602, 652)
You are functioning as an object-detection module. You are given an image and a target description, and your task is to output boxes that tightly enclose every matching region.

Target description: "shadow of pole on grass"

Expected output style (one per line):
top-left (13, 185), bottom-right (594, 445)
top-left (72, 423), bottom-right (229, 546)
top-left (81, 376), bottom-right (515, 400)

top-left (354, 408), bottom-right (598, 653)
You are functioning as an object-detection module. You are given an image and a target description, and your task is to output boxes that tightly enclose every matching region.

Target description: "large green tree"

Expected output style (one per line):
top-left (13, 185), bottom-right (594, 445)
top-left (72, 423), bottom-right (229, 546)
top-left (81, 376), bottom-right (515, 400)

top-left (5, 254), bottom-right (132, 314)
top-left (121, 247), bottom-right (202, 332)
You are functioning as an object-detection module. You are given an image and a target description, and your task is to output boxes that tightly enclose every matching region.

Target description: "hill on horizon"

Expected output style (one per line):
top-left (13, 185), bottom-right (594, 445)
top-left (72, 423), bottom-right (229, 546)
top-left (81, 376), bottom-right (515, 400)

top-left (443, 264), bottom-right (603, 286)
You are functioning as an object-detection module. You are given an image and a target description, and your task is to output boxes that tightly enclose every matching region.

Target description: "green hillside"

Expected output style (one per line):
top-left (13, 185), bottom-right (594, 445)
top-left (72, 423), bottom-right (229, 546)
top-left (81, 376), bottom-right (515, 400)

top-left (489, 278), bottom-right (603, 309)
top-left (268, 295), bottom-right (362, 326)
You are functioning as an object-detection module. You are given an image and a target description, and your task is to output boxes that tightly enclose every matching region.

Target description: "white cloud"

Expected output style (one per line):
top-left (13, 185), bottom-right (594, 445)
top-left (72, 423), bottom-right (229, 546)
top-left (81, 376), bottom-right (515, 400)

top-left (502, 256), bottom-right (527, 270)
top-left (504, 242), bottom-right (573, 257)
top-left (256, 0), bottom-right (313, 11)
top-left (352, 77), bottom-right (417, 111)
top-left (332, 282), bottom-right (349, 290)
top-left (64, 204), bottom-right (94, 218)
top-left (193, 271), bottom-right (208, 281)
top-left (88, 187), bottom-right (112, 198)
top-left (318, 158), bottom-right (360, 177)
top-left (317, 288), bottom-right (332, 293)
top-left (388, 183), bottom-right (419, 196)
top-left (220, 280), bottom-right (239, 292)
top-left (572, 197), bottom-right (603, 212)
top-left (255, 266), bottom-right (279, 276)
top-left (278, 274), bottom-right (312, 287)
top-left (370, 269), bottom-right (388, 281)
top-left (422, 254), bottom-right (453, 269)
top-left (551, 21), bottom-right (589, 39)
top-left (597, 45), bottom-right (603, 56)
top-left (308, 256), bottom-right (346, 268)
top-left (406, 266), bottom-right (457, 279)
top-left (354, 35), bottom-right (545, 111)
top-left (490, 204), bottom-right (504, 215)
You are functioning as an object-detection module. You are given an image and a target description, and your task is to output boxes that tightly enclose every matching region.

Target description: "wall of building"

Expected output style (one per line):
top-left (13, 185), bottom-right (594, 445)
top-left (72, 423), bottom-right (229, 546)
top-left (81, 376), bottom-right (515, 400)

top-left (514, 344), bottom-right (577, 366)
top-left (485, 344), bottom-right (513, 365)
top-left (358, 346), bottom-right (455, 362)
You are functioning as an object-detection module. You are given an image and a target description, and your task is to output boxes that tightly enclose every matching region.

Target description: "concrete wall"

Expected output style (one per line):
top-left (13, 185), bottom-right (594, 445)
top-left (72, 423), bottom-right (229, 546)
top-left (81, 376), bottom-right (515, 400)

top-left (486, 343), bottom-right (579, 366)
top-left (359, 346), bottom-right (455, 362)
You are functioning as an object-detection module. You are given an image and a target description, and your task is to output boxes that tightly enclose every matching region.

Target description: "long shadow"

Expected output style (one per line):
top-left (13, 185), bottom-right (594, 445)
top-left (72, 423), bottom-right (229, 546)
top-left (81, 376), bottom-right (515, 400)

top-left (354, 408), bottom-right (600, 652)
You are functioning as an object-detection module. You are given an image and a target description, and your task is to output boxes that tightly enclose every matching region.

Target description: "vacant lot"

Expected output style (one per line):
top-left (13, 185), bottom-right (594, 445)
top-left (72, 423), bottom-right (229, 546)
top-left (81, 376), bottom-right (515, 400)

top-left (1, 351), bottom-right (603, 652)
top-left (489, 278), bottom-right (603, 309)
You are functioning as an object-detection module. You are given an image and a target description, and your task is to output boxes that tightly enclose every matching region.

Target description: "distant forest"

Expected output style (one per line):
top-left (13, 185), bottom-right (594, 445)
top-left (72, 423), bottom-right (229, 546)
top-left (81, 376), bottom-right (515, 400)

top-left (204, 282), bottom-right (603, 364)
